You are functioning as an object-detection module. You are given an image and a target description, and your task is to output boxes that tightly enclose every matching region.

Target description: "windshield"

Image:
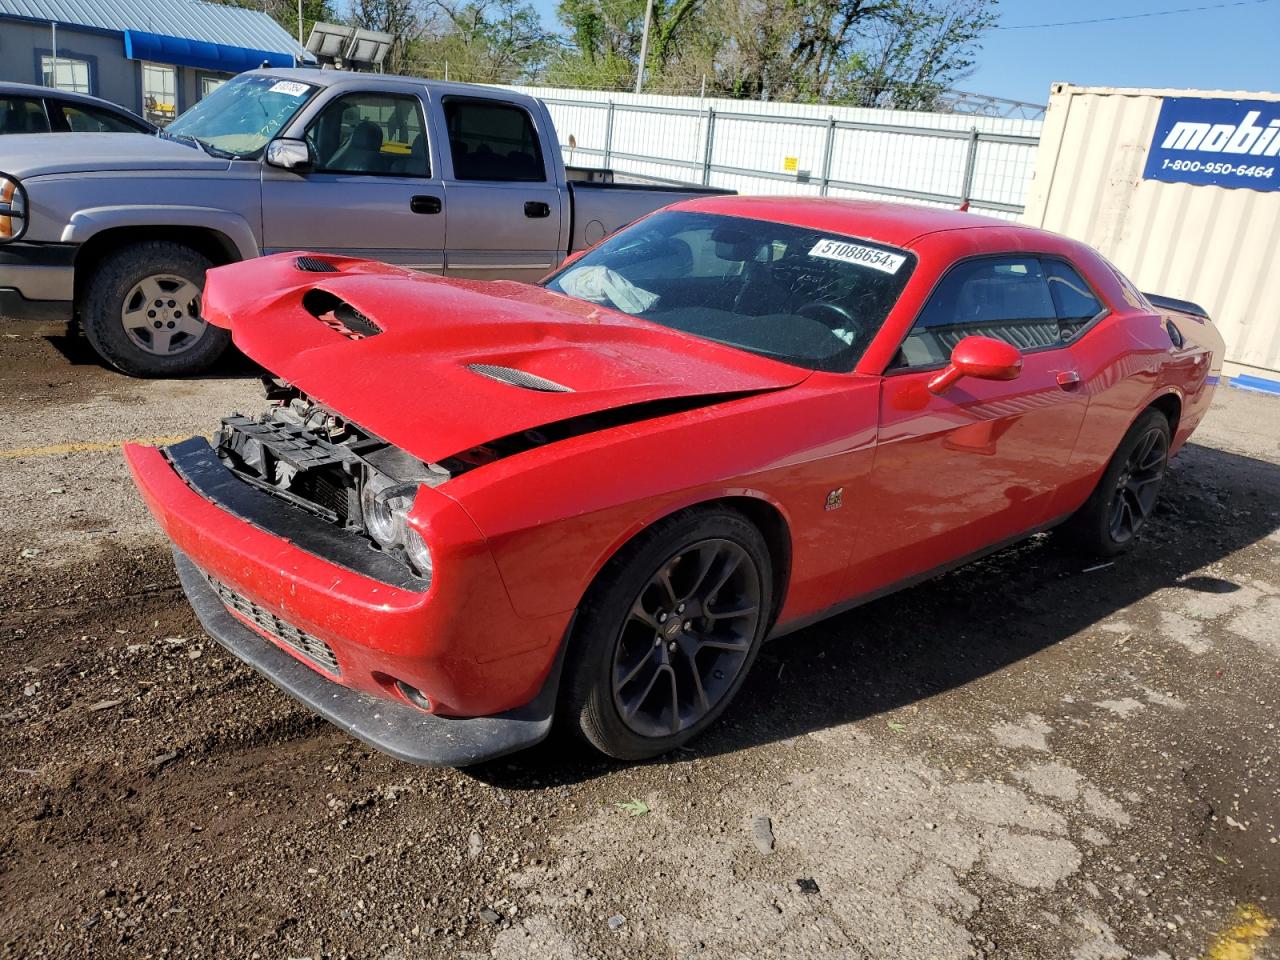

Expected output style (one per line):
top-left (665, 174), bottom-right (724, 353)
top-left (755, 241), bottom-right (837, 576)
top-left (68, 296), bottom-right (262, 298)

top-left (544, 211), bottom-right (915, 372)
top-left (167, 74), bottom-right (318, 159)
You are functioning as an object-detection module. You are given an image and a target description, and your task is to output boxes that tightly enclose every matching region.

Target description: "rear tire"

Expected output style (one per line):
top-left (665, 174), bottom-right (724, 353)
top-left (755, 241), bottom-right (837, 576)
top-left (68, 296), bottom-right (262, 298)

top-left (561, 506), bottom-right (773, 761)
top-left (1059, 408), bottom-right (1172, 557)
top-left (81, 241), bottom-right (229, 377)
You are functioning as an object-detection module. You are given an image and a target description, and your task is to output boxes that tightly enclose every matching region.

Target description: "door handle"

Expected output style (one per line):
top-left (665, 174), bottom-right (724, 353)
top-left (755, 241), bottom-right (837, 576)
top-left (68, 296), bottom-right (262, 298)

top-left (410, 195), bottom-right (442, 214)
top-left (1056, 370), bottom-right (1081, 388)
top-left (524, 200), bottom-right (551, 218)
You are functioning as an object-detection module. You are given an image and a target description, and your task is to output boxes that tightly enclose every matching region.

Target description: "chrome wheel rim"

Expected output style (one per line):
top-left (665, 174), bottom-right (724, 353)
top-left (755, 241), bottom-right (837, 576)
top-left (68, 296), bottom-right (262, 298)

top-left (1109, 427), bottom-right (1168, 544)
top-left (612, 538), bottom-right (762, 739)
top-left (121, 274), bottom-right (205, 356)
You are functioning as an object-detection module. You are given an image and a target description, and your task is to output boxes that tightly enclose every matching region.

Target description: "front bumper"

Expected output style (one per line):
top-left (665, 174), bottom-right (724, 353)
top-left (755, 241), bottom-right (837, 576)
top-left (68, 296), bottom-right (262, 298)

top-left (124, 437), bottom-right (572, 763)
top-left (174, 549), bottom-right (561, 766)
top-left (0, 242), bottom-right (75, 321)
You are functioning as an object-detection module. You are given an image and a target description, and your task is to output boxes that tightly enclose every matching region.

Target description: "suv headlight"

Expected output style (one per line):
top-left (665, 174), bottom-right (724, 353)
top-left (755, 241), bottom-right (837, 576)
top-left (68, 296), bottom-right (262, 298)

top-left (0, 173), bottom-right (27, 243)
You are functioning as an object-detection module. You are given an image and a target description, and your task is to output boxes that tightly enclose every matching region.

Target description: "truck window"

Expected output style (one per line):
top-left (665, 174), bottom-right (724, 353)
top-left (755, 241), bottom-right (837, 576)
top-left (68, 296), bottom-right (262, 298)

top-left (1, 97), bottom-right (51, 134)
top-left (306, 93), bottom-right (429, 177)
top-left (57, 102), bottom-right (145, 134)
top-left (442, 98), bottom-right (545, 183)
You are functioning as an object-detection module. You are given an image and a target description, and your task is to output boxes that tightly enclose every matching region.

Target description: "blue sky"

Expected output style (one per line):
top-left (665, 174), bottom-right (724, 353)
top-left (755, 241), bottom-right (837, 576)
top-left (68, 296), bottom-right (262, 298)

top-left (526, 0), bottom-right (1279, 106)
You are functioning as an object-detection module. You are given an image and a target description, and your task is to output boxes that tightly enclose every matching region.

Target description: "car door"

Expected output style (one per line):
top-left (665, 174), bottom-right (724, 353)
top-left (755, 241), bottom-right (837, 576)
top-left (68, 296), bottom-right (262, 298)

top-left (437, 96), bottom-right (564, 282)
top-left (260, 89), bottom-right (446, 271)
top-left (845, 254), bottom-right (1094, 597)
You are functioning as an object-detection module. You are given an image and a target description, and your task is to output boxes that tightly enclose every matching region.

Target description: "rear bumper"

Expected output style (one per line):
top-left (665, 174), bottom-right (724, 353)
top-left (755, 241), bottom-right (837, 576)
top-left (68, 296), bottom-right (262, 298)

top-left (124, 438), bottom-right (572, 759)
top-left (174, 549), bottom-right (561, 766)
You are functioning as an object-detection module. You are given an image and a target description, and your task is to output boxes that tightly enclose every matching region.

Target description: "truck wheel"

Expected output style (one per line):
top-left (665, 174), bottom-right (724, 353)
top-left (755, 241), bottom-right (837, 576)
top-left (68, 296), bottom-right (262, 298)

top-left (560, 506), bottom-right (772, 760)
top-left (81, 241), bottom-right (230, 377)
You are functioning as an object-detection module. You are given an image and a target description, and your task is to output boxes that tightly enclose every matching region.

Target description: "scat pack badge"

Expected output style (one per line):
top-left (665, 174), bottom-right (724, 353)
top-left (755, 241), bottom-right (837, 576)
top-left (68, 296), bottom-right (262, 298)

top-left (825, 487), bottom-right (843, 511)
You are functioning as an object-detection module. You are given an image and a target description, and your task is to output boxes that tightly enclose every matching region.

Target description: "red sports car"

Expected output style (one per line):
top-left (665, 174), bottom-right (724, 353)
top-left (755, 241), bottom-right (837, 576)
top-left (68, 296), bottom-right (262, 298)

top-left (124, 197), bottom-right (1223, 765)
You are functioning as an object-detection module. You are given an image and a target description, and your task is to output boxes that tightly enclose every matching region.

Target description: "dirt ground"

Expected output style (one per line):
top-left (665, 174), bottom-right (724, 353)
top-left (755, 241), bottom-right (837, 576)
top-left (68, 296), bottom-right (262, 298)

top-left (0, 332), bottom-right (1277, 960)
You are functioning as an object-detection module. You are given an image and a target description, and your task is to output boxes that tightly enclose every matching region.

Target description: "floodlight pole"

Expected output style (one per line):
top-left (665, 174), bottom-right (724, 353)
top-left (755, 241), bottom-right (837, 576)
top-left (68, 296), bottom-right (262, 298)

top-left (634, 0), bottom-right (653, 94)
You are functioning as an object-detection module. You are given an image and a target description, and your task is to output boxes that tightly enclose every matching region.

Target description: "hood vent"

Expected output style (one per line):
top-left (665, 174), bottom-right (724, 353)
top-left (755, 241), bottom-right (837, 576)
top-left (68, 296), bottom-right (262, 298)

top-left (467, 364), bottom-right (572, 393)
top-left (295, 256), bottom-right (339, 273)
top-left (302, 289), bottom-right (382, 340)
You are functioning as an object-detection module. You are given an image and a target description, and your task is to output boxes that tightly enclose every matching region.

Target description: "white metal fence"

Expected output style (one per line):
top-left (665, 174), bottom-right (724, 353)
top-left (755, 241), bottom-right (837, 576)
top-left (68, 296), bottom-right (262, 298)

top-left (503, 86), bottom-right (1043, 219)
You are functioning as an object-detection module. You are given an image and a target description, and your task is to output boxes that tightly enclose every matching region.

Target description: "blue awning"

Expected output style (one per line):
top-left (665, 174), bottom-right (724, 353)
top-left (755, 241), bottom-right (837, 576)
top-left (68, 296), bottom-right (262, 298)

top-left (123, 29), bottom-right (295, 73)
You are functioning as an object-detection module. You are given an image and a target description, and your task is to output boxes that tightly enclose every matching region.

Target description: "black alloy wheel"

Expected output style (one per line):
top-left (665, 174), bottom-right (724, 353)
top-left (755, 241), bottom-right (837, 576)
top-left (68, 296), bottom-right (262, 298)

top-left (1060, 407), bottom-right (1172, 557)
top-left (1107, 424), bottom-right (1169, 545)
top-left (561, 507), bottom-right (773, 760)
top-left (612, 538), bottom-right (762, 738)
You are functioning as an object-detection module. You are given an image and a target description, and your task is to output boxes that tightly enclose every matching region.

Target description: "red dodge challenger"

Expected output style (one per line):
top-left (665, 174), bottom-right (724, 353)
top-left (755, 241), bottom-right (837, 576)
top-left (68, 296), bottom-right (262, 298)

top-left (124, 197), bottom-right (1223, 765)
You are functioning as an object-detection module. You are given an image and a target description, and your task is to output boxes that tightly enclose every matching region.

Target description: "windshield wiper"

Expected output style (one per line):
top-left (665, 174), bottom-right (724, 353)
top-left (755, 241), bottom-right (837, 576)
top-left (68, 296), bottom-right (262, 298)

top-left (161, 131), bottom-right (240, 159)
top-left (195, 138), bottom-right (241, 159)
top-left (161, 131), bottom-right (204, 152)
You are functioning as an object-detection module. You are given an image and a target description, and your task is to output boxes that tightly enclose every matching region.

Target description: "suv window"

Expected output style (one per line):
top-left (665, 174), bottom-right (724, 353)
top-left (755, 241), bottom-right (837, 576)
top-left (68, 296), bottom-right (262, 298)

top-left (57, 102), bottom-right (146, 133)
top-left (1, 97), bottom-right (51, 134)
top-left (306, 93), bottom-right (428, 176)
top-left (443, 98), bottom-right (544, 182)
top-left (894, 256), bottom-right (1106, 369)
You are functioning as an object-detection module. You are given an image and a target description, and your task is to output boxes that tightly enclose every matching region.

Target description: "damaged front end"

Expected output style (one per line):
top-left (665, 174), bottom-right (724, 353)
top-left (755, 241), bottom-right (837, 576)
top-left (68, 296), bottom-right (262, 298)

top-left (213, 379), bottom-right (453, 581)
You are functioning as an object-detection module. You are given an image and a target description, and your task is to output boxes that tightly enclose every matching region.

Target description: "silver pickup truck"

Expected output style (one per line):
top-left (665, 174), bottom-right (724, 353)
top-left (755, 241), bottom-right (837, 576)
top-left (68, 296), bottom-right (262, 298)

top-left (0, 69), bottom-right (729, 376)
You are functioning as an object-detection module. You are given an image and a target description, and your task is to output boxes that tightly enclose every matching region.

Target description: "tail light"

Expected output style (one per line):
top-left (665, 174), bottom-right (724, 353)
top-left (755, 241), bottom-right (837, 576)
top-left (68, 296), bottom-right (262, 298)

top-left (0, 174), bottom-right (27, 242)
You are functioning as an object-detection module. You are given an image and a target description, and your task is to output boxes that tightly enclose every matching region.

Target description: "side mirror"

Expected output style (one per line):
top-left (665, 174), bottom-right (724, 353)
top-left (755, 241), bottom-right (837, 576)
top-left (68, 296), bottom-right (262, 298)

top-left (927, 335), bottom-right (1023, 395)
top-left (266, 138), bottom-right (313, 173)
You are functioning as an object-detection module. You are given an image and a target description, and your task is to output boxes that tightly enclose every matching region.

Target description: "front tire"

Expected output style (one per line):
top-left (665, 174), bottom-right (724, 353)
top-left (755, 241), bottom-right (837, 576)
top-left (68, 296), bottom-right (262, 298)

top-left (561, 507), bottom-right (773, 761)
top-left (81, 241), bottom-right (230, 377)
top-left (1060, 407), bottom-right (1172, 557)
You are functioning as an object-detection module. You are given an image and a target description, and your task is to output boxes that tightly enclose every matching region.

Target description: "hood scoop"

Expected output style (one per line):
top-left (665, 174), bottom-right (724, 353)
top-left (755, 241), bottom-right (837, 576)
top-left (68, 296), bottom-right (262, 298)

top-left (467, 363), bottom-right (573, 393)
top-left (302, 288), bottom-right (382, 340)
top-left (295, 256), bottom-right (339, 273)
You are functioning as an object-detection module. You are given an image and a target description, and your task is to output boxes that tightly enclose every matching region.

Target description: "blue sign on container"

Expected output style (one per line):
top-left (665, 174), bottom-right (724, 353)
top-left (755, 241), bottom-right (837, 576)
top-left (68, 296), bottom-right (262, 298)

top-left (1143, 96), bottom-right (1280, 191)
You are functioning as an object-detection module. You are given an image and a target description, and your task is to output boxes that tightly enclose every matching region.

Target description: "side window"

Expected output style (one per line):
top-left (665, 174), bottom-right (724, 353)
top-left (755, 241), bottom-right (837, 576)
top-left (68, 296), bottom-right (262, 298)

top-left (305, 93), bottom-right (429, 176)
top-left (0, 97), bottom-right (51, 134)
top-left (58, 103), bottom-right (145, 133)
top-left (895, 257), bottom-right (1059, 368)
top-left (1045, 259), bottom-right (1103, 337)
top-left (442, 98), bottom-right (545, 182)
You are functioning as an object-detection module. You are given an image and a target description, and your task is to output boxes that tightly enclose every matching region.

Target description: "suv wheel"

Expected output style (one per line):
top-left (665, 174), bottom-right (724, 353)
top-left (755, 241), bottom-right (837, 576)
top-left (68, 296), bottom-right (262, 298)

top-left (81, 241), bottom-right (230, 377)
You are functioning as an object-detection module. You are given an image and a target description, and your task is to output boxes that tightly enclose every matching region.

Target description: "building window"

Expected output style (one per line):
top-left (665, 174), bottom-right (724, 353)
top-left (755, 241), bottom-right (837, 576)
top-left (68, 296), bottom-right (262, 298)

top-left (41, 55), bottom-right (91, 93)
top-left (200, 75), bottom-right (228, 99)
top-left (141, 62), bottom-right (177, 126)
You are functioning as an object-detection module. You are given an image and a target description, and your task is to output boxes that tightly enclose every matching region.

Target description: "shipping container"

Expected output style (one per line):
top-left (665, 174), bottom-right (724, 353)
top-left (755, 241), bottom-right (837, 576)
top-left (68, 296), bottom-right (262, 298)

top-left (1024, 83), bottom-right (1280, 386)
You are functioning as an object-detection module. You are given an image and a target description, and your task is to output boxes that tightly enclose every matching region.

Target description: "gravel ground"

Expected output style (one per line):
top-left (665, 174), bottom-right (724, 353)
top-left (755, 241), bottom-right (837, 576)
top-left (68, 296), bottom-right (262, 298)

top-left (0, 332), bottom-right (1277, 960)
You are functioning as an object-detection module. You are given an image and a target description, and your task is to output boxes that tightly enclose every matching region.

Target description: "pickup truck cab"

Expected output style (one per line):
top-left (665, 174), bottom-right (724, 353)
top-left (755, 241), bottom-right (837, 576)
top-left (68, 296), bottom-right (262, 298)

top-left (0, 69), bottom-right (729, 376)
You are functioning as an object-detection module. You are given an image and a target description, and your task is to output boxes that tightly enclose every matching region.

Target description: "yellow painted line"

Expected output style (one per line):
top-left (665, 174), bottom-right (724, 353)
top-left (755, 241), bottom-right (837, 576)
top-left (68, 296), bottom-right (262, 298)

top-left (0, 434), bottom-right (193, 460)
top-left (1204, 905), bottom-right (1275, 960)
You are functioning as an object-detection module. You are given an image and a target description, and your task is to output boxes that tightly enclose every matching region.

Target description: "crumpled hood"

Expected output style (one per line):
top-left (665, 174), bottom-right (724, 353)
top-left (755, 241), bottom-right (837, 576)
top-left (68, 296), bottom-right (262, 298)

top-left (0, 133), bottom-right (230, 179)
top-left (202, 253), bottom-right (809, 463)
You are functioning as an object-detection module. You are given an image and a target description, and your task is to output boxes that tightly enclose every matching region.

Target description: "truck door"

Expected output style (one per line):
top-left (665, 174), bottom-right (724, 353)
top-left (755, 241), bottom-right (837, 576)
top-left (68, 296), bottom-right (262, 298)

top-left (260, 89), bottom-right (446, 271)
top-left (436, 96), bottom-right (564, 282)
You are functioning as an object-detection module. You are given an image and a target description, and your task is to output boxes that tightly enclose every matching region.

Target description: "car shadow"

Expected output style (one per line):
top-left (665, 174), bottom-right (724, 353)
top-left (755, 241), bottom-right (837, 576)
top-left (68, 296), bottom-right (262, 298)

top-left (44, 332), bottom-right (264, 379)
top-left (466, 440), bottom-right (1280, 788)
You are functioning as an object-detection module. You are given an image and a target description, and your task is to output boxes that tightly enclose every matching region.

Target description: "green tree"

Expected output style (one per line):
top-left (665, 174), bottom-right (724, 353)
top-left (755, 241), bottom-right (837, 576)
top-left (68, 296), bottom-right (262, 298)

top-left (552, 0), bottom-right (997, 105)
top-left (409, 0), bottom-right (557, 82)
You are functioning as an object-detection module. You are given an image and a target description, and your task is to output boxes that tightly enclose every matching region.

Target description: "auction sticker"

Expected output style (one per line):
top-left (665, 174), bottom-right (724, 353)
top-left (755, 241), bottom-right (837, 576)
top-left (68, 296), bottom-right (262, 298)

top-left (809, 239), bottom-right (905, 274)
top-left (269, 81), bottom-right (311, 97)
